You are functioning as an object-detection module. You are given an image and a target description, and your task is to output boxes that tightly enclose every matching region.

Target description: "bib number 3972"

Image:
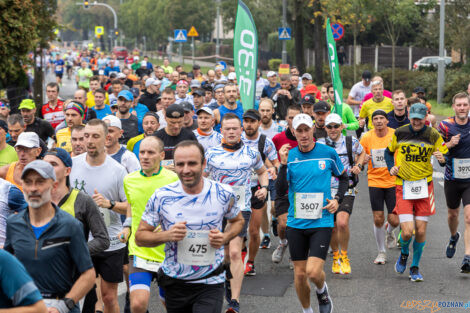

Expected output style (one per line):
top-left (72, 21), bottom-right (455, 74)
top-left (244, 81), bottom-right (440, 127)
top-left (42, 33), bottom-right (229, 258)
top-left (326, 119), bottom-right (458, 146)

top-left (295, 193), bottom-right (324, 219)
top-left (403, 178), bottom-right (428, 200)
top-left (178, 230), bottom-right (215, 266)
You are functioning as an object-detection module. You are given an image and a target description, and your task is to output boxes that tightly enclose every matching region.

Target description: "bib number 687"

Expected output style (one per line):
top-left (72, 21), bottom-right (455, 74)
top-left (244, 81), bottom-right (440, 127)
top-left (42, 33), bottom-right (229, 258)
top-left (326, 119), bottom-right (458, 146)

top-left (411, 186), bottom-right (422, 193)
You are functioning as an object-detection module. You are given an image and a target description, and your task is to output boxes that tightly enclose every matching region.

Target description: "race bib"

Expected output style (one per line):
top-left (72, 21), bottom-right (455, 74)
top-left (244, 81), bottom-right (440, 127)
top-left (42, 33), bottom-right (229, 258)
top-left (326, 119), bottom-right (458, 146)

top-left (403, 179), bottom-right (428, 200)
top-left (453, 158), bottom-right (470, 179)
top-left (80, 75), bottom-right (87, 81)
top-left (250, 171), bottom-right (258, 184)
top-left (99, 207), bottom-right (111, 227)
top-left (134, 256), bottom-right (161, 272)
top-left (371, 149), bottom-right (387, 168)
top-left (295, 193), bottom-right (324, 219)
top-left (99, 69), bottom-right (105, 75)
top-left (178, 230), bottom-right (216, 266)
top-left (232, 186), bottom-right (246, 207)
top-left (161, 159), bottom-right (174, 167)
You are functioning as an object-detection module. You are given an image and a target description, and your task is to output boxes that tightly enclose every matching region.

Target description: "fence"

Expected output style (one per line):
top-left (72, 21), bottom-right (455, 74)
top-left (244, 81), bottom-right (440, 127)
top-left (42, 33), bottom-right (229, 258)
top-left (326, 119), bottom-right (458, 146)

top-left (305, 45), bottom-right (440, 71)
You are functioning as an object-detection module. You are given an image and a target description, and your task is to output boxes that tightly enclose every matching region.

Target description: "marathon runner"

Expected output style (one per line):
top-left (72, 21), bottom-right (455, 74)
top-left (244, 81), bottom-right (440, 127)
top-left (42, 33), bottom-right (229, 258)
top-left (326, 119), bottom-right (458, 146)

top-left (360, 110), bottom-right (399, 264)
top-left (317, 113), bottom-right (365, 274)
top-left (40, 82), bottom-right (65, 129)
top-left (193, 107), bottom-right (222, 152)
top-left (276, 113), bottom-right (348, 313)
top-left (438, 92), bottom-right (470, 273)
top-left (204, 113), bottom-right (268, 313)
top-left (123, 136), bottom-right (178, 313)
top-left (136, 140), bottom-right (244, 313)
top-left (386, 103), bottom-right (448, 282)
top-left (53, 54), bottom-right (65, 85)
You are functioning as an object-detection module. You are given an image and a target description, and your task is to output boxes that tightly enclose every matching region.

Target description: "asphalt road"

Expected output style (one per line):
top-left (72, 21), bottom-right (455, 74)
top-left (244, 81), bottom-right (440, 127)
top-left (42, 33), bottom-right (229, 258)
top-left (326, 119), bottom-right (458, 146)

top-left (48, 73), bottom-right (470, 313)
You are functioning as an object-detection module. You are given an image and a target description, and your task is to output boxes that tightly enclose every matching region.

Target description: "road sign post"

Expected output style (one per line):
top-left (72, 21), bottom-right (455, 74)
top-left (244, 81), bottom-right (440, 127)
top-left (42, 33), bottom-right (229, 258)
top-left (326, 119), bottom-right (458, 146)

top-left (174, 29), bottom-right (187, 65)
top-left (188, 26), bottom-right (199, 66)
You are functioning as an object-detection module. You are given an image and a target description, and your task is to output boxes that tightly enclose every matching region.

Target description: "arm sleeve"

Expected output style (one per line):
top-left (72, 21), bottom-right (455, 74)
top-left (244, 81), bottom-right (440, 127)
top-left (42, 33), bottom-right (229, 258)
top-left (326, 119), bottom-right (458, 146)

top-left (334, 171), bottom-right (349, 203)
top-left (275, 164), bottom-right (289, 196)
top-left (82, 194), bottom-right (110, 255)
top-left (344, 106), bottom-right (359, 131)
top-left (385, 148), bottom-right (395, 171)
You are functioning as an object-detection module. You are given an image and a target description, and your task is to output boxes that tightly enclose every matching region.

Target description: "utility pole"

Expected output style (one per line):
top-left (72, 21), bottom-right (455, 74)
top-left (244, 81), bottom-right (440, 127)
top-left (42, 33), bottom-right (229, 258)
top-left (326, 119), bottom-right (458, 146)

top-left (281, 0), bottom-right (287, 64)
top-left (437, 0), bottom-right (445, 104)
top-left (76, 1), bottom-right (119, 48)
top-left (216, 0), bottom-right (221, 62)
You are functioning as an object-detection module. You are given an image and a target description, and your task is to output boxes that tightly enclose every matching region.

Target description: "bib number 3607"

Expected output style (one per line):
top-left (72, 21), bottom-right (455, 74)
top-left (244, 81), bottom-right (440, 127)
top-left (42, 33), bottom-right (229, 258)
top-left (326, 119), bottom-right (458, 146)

top-left (403, 178), bottom-right (428, 200)
top-left (178, 230), bottom-right (215, 266)
top-left (295, 193), bottom-right (324, 219)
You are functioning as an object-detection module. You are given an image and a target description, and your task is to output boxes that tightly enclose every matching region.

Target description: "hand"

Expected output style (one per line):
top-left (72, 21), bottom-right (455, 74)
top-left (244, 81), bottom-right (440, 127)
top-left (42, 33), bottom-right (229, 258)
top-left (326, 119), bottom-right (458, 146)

top-left (92, 189), bottom-right (110, 208)
top-left (254, 187), bottom-right (268, 201)
top-left (168, 222), bottom-right (187, 242)
top-left (267, 167), bottom-right (277, 180)
top-left (323, 198), bottom-right (339, 214)
top-left (118, 227), bottom-right (130, 243)
top-left (350, 165), bottom-right (361, 175)
top-left (364, 154), bottom-right (371, 163)
top-left (359, 119), bottom-right (366, 128)
top-left (433, 151), bottom-right (445, 163)
top-left (208, 228), bottom-right (225, 249)
top-left (390, 166), bottom-right (400, 176)
top-left (279, 144), bottom-right (291, 165)
top-left (446, 134), bottom-right (460, 149)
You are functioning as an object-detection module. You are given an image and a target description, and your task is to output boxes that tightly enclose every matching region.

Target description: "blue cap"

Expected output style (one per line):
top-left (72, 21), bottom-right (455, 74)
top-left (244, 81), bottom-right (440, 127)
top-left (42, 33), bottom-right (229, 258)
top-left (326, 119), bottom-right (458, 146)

top-left (409, 103), bottom-right (428, 120)
top-left (117, 90), bottom-right (134, 101)
top-left (45, 148), bottom-right (73, 168)
top-left (214, 84), bottom-right (225, 92)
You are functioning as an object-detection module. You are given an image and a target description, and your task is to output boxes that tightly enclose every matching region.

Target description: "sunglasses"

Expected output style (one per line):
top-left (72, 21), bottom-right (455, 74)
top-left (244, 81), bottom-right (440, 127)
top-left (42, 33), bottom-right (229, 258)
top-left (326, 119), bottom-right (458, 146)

top-left (326, 124), bottom-right (341, 129)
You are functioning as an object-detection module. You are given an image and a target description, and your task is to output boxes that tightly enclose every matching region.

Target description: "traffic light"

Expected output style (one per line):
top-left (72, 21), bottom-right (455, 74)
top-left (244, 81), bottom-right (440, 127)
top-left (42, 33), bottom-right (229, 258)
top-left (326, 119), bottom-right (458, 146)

top-left (115, 30), bottom-right (119, 36)
top-left (84, 1), bottom-right (89, 8)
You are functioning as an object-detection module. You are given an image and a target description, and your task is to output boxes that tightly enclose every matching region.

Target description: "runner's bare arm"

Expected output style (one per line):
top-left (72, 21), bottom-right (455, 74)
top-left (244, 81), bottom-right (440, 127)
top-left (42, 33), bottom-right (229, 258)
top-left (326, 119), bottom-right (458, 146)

top-left (135, 220), bottom-right (187, 247)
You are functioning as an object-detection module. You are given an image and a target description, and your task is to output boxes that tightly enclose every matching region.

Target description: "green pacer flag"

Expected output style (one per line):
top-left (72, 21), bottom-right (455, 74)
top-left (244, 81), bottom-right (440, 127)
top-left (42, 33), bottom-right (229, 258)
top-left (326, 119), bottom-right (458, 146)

top-left (326, 18), bottom-right (343, 117)
top-left (234, 0), bottom-right (258, 111)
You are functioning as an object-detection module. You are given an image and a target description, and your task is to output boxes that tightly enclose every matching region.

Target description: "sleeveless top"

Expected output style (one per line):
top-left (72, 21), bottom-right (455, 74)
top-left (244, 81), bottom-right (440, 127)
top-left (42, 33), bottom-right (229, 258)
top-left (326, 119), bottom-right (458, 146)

top-left (6, 162), bottom-right (21, 191)
top-left (215, 103), bottom-right (244, 132)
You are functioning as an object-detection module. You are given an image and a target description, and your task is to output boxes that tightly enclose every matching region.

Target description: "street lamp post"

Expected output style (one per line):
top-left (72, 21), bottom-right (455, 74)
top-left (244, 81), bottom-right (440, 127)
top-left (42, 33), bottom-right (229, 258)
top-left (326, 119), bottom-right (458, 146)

top-left (437, 0), bottom-right (445, 104)
top-left (281, 0), bottom-right (287, 64)
top-left (76, 1), bottom-right (119, 48)
top-left (216, 0), bottom-right (221, 63)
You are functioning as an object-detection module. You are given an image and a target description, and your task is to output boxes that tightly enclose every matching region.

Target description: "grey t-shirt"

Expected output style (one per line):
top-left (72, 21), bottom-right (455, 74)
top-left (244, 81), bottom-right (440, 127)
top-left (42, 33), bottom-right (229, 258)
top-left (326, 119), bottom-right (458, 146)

top-left (70, 153), bottom-right (127, 252)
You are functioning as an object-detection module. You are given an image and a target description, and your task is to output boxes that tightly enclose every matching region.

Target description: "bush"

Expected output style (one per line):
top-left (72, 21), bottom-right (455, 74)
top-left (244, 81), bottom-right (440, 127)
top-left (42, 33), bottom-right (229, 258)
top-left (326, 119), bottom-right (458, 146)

top-left (268, 59), bottom-right (282, 71)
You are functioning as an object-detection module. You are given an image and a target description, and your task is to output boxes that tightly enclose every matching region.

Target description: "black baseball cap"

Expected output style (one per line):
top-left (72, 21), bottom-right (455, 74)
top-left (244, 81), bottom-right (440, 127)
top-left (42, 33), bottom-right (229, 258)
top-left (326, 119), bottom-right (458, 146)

top-left (362, 70), bottom-right (372, 81)
top-left (301, 94), bottom-right (316, 106)
top-left (180, 101), bottom-right (194, 112)
top-left (192, 89), bottom-right (205, 97)
top-left (165, 104), bottom-right (185, 118)
top-left (313, 101), bottom-right (331, 113)
top-left (243, 109), bottom-right (261, 121)
top-left (144, 111), bottom-right (159, 123)
top-left (413, 86), bottom-right (426, 94)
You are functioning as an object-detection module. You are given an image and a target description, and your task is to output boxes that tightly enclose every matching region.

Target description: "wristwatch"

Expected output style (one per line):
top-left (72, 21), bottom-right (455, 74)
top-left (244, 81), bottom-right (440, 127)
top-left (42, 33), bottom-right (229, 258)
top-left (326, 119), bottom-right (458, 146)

top-left (109, 200), bottom-right (116, 210)
top-left (261, 185), bottom-right (269, 191)
top-left (356, 163), bottom-right (364, 171)
top-left (63, 298), bottom-right (75, 310)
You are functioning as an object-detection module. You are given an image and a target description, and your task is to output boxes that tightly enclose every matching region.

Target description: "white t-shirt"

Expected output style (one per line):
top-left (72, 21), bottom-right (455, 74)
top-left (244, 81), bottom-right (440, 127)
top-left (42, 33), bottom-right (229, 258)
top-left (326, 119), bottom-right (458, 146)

top-left (348, 81), bottom-right (371, 116)
top-left (70, 153), bottom-right (128, 251)
top-left (141, 178), bottom-right (240, 284)
top-left (241, 132), bottom-right (278, 184)
top-left (157, 110), bottom-right (167, 130)
top-left (193, 129), bottom-right (223, 152)
top-left (109, 145), bottom-right (141, 173)
top-left (259, 121), bottom-right (286, 139)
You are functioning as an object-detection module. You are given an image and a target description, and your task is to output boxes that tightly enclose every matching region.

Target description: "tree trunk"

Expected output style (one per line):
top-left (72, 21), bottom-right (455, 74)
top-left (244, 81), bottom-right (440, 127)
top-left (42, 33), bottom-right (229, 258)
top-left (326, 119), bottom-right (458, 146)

top-left (391, 41), bottom-right (396, 90)
top-left (313, 0), bottom-right (323, 83)
top-left (353, 28), bottom-right (358, 83)
top-left (293, 0), bottom-right (305, 73)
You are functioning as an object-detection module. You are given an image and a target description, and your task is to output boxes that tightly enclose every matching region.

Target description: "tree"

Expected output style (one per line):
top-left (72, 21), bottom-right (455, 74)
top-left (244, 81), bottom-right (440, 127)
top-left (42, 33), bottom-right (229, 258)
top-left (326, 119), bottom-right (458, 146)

top-left (321, 0), bottom-right (371, 82)
top-left (372, 0), bottom-right (422, 89)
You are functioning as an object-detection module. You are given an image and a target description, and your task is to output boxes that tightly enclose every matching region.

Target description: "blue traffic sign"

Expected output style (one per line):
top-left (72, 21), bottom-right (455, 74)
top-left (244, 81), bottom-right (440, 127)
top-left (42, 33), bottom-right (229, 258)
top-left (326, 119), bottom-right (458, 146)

top-left (278, 27), bottom-right (291, 40)
top-left (174, 29), bottom-right (187, 43)
top-left (331, 23), bottom-right (344, 41)
top-left (217, 61), bottom-right (227, 71)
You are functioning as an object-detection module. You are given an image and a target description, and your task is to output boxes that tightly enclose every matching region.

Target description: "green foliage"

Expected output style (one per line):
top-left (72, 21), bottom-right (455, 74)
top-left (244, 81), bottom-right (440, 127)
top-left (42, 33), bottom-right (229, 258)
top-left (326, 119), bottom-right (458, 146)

top-left (268, 59), bottom-right (282, 71)
top-left (0, 0), bottom-right (57, 87)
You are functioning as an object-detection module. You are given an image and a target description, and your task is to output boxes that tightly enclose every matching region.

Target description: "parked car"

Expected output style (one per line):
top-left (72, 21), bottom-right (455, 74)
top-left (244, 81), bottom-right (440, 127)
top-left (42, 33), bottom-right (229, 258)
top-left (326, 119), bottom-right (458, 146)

top-left (113, 46), bottom-right (128, 60)
top-left (413, 56), bottom-right (452, 70)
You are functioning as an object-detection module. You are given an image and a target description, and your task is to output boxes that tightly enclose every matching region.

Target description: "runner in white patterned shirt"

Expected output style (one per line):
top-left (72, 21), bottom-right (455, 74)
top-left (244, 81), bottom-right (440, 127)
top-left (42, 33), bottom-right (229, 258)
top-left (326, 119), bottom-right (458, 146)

top-left (193, 107), bottom-right (222, 152)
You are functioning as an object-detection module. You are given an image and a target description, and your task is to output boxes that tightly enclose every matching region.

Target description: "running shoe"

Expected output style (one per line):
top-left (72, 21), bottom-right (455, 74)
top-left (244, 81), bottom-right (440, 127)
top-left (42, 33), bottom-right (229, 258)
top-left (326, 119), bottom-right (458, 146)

top-left (226, 299), bottom-right (240, 313)
top-left (386, 227), bottom-right (397, 249)
top-left (272, 218), bottom-right (278, 237)
top-left (317, 283), bottom-right (333, 313)
top-left (446, 232), bottom-right (460, 259)
top-left (395, 253), bottom-right (408, 274)
top-left (244, 261), bottom-right (256, 276)
top-left (461, 256), bottom-right (470, 274)
top-left (332, 253), bottom-right (341, 274)
top-left (260, 235), bottom-right (271, 249)
top-left (374, 252), bottom-right (387, 265)
top-left (272, 243), bottom-right (287, 263)
top-left (409, 266), bottom-right (423, 282)
top-left (241, 249), bottom-right (247, 264)
top-left (340, 254), bottom-right (351, 274)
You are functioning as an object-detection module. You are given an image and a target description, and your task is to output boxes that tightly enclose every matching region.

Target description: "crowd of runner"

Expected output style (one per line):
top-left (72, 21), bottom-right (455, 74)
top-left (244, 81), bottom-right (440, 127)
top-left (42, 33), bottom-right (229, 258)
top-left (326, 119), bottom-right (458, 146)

top-left (1, 46), bottom-right (470, 313)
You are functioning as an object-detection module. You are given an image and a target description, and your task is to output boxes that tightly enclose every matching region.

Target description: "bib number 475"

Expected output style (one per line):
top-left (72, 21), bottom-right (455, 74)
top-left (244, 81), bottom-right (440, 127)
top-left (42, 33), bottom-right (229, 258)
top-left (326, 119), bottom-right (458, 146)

top-left (188, 244), bottom-right (208, 254)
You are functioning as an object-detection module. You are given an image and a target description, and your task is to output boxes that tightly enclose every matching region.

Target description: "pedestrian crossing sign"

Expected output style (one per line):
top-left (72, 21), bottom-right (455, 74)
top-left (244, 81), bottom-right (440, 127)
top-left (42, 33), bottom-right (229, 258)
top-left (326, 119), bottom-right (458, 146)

top-left (95, 26), bottom-right (104, 36)
top-left (278, 27), bottom-right (291, 40)
top-left (188, 26), bottom-right (199, 37)
top-left (174, 29), bottom-right (188, 43)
